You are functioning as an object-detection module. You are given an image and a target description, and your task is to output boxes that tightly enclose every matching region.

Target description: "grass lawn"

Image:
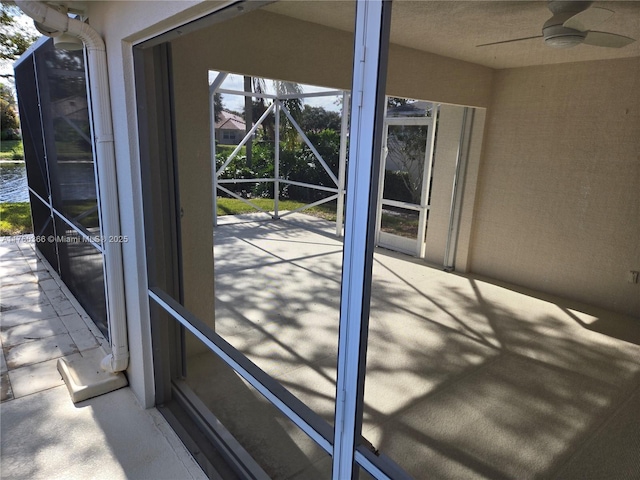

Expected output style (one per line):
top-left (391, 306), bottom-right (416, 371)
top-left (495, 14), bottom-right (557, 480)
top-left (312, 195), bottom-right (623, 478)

top-left (0, 202), bottom-right (32, 235)
top-left (216, 198), bottom-right (419, 237)
top-left (380, 211), bottom-right (419, 238)
top-left (0, 140), bottom-right (24, 161)
top-left (217, 197), bottom-right (337, 221)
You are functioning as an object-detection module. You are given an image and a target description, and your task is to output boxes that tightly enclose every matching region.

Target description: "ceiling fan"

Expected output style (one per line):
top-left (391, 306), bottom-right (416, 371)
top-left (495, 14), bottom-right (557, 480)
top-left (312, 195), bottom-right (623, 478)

top-left (477, 1), bottom-right (636, 49)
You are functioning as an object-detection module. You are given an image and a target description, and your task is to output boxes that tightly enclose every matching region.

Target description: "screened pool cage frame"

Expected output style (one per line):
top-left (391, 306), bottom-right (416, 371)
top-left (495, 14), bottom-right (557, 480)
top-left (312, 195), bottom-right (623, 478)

top-left (210, 72), bottom-right (350, 236)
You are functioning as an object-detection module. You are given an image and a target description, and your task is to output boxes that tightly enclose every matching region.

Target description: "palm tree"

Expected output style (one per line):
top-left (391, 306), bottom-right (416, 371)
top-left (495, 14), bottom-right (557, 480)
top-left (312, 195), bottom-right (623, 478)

top-left (274, 80), bottom-right (303, 150)
top-left (244, 77), bottom-right (303, 146)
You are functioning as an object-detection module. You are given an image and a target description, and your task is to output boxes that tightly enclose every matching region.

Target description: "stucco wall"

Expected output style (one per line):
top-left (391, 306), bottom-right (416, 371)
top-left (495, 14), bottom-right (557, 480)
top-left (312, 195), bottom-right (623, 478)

top-left (469, 57), bottom-right (640, 317)
top-left (170, 9), bottom-right (493, 107)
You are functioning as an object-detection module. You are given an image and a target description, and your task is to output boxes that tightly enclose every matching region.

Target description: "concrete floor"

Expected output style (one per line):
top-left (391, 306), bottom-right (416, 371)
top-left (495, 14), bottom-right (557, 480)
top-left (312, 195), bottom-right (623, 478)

top-left (188, 212), bottom-right (640, 479)
top-left (0, 236), bottom-right (206, 480)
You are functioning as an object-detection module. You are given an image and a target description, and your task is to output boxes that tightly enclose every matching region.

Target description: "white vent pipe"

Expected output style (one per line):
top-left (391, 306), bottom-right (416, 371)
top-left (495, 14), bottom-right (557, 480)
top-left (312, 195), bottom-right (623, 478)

top-left (16, 1), bottom-right (129, 373)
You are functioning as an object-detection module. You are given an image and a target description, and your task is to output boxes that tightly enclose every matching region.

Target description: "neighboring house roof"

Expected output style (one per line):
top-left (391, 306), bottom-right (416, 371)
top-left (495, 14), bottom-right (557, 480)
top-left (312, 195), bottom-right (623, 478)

top-left (386, 100), bottom-right (433, 117)
top-left (215, 110), bottom-right (246, 131)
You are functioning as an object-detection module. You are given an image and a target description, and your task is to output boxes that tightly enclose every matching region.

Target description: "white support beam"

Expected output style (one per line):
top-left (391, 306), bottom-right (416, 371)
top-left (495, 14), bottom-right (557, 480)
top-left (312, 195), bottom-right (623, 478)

top-left (278, 194), bottom-right (338, 219)
top-left (336, 91), bottom-right (350, 237)
top-left (210, 72), bottom-right (227, 227)
top-left (417, 108), bottom-right (438, 257)
top-left (274, 100), bottom-right (280, 219)
top-left (279, 90), bottom-right (344, 99)
top-left (279, 179), bottom-right (339, 194)
top-left (216, 88), bottom-right (278, 100)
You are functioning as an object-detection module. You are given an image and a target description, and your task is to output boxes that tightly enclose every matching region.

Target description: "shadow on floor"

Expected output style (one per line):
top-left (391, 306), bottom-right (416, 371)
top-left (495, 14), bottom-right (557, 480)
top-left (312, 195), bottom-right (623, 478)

top-left (180, 214), bottom-right (640, 479)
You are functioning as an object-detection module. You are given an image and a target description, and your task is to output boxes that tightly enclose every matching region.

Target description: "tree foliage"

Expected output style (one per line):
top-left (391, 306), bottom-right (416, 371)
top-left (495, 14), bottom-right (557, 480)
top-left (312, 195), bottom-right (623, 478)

top-left (213, 92), bottom-right (223, 122)
top-left (1, 80), bottom-right (19, 139)
top-left (385, 125), bottom-right (428, 204)
top-left (299, 105), bottom-right (341, 133)
top-left (1, 3), bottom-right (38, 67)
top-left (1, 1), bottom-right (38, 139)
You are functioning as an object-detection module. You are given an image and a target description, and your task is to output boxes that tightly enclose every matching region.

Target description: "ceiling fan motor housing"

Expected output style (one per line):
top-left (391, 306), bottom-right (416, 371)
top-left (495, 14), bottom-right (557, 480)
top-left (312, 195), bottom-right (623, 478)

top-left (543, 12), bottom-right (587, 48)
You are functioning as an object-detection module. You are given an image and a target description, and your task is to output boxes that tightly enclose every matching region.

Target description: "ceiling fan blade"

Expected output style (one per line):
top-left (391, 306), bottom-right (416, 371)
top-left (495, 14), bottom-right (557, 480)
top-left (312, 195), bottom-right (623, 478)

top-left (584, 31), bottom-right (636, 48)
top-left (563, 7), bottom-right (614, 32)
top-left (476, 35), bottom-right (543, 47)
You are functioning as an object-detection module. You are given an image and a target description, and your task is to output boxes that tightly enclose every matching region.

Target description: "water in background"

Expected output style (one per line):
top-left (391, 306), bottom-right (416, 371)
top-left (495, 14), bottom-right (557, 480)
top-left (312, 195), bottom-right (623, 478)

top-left (0, 162), bottom-right (29, 203)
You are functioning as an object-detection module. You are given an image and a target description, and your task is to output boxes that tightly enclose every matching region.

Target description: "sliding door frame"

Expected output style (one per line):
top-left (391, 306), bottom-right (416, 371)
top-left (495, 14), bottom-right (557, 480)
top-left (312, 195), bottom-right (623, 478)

top-left (135, 1), bottom-right (410, 478)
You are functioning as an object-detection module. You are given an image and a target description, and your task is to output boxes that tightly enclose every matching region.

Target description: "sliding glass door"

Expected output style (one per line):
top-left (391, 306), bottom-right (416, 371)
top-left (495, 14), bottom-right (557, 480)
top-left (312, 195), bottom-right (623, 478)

top-left (135, 1), bottom-right (410, 478)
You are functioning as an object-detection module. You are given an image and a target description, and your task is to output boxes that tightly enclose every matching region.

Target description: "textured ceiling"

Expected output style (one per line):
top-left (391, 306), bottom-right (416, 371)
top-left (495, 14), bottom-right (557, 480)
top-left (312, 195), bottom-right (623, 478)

top-left (264, 1), bottom-right (640, 69)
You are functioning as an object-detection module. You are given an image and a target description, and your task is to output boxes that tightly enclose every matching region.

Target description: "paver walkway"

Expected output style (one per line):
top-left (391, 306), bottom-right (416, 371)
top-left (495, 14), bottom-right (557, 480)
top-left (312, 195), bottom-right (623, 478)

top-left (0, 235), bottom-right (207, 480)
top-left (1, 235), bottom-right (107, 401)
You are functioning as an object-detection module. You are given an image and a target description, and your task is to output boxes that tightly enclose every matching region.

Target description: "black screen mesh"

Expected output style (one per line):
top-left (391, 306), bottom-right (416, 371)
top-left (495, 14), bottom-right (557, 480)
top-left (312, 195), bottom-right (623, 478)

top-left (15, 39), bottom-right (108, 339)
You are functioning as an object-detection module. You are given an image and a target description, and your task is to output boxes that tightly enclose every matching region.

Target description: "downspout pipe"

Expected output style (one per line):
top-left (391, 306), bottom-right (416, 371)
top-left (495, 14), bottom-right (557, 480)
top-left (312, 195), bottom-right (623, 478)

top-left (16, 1), bottom-right (129, 373)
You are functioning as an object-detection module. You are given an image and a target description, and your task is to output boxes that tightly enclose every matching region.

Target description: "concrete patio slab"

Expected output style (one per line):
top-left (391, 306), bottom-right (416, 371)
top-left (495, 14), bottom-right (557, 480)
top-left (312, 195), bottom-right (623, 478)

top-left (0, 385), bottom-right (206, 480)
top-left (200, 213), bottom-right (640, 479)
top-left (0, 373), bottom-right (11, 401)
top-left (0, 290), bottom-right (51, 314)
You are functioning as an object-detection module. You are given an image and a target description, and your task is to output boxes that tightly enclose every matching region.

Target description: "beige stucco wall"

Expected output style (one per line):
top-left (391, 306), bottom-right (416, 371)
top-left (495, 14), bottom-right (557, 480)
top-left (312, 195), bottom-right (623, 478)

top-left (171, 9), bottom-right (493, 107)
top-left (469, 57), bottom-right (640, 317)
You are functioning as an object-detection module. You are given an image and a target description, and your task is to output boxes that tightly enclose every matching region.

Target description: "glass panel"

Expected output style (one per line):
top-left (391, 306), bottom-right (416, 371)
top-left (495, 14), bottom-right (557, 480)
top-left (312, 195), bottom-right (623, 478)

top-left (140, 1), bottom-right (358, 472)
top-left (362, 1), bottom-right (640, 479)
top-left (212, 209), bottom-right (342, 425)
top-left (379, 206), bottom-right (419, 239)
top-left (180, 326), bottom-right (332, 479)
top-left (169, 0), bottom-right (355, 428)
top-left (383, 125), bottom-right (428, 204)
top-left (16, 39), bottom-right (108, 340)
top-left (213, 81), bottom-right (344, 209)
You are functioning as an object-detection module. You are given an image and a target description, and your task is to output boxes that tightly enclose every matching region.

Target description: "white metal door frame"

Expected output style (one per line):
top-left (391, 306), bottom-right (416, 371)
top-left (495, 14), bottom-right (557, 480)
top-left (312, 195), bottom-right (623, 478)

top-left (376, 106), bottom-right (438, 257)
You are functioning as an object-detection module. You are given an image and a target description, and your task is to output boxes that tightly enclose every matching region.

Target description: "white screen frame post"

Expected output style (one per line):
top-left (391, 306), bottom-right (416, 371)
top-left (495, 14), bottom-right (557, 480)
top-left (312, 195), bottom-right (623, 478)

top-left (332, 0), bottom-right (392, 478)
